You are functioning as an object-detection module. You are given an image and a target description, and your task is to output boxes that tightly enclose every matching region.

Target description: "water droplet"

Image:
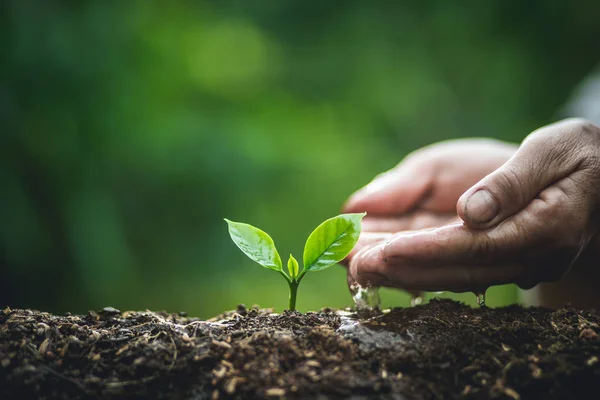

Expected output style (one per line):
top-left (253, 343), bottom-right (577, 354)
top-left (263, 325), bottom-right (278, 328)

top-left (410, 292), bottom-right (424, 306)
top-left (350, 284), bottom-right (381, 311)
top-left (475, 291), bottom-right (486, 307)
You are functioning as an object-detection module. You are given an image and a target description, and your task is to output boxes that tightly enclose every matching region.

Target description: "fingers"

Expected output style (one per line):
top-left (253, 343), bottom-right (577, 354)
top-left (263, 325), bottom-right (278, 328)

top-left (361, 212), bottom-right (458, 233)
top-left (457, 119), bottom-right (593, 229)
top-left (344, 138), bottom-right (517, 216)
top-left (348, 240), bottom-right (523, 292)
top-left (382, 223), bottom-right (509, 266)
top-left (343, 159), bottom-right (432, 215)
top-left (341, 232), bottom-right (392, 266)
top-left (350, 182), bottom-right (586, 291)
top-left (343, 212), bottom-right (458, 266)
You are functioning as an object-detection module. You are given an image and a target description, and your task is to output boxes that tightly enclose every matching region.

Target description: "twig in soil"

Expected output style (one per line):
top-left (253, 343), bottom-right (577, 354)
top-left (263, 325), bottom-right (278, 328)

top-left (104, 376), bottom-right (158, 392)
top-left (491, 356), bottom-right (503, 367)
top-left (168, 335), bottom-right (178, 371)
top-left (127, 321), bottom-right (153, 330)
top-left (97, 336), bottom-right (132, 344)
top-left (550, 321), bottom-right (572, 342)
top-left (147, 330), bottom-right (165, 341)
top-left (423, 316), bottom-right (452, 327)
top-left (529, 316), bottom-right (544, 330)
top-left (577, 314), bottom-right (599, 329)
top-left (185, 320), bottom-right (226, 338)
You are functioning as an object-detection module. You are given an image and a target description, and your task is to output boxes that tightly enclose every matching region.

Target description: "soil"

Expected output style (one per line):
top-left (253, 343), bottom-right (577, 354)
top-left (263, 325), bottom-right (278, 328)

top-left (1, 300), bottom-right (599, 400)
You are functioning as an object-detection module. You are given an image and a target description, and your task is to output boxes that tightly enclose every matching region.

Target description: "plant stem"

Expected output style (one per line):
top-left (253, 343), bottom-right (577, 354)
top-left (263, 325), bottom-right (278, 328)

top-left (288, 281), bottom-right (299, 311)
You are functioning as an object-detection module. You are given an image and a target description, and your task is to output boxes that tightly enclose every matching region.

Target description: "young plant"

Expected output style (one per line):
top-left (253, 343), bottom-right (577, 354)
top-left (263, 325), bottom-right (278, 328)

top-left (224, 213), bottom-right (366, 311)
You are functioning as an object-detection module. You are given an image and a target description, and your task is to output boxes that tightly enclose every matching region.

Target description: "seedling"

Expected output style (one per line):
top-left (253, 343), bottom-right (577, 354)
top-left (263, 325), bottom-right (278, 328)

top-left (225, 213), bottom-right (366, 311)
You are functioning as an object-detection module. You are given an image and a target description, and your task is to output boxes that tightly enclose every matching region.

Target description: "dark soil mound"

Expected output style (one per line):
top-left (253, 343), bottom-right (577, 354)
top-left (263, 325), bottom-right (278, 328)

top-left (1, 299), bottom-right (599, 399)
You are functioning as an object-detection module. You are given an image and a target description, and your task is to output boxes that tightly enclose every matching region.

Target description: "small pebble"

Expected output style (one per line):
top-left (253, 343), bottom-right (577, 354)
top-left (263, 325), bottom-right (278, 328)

top-left (580, 328), bottom-right (598, 340)
top-left (212, 366), bottom-right (227, 379)
top-left (265, 388), bottom-right (285, 397)
top-left (100, 307), bottom-right (121, 315)
top-left (38, 338), bottom-right (50, 356)
top-left (181, 332), bottom-right (191, 342)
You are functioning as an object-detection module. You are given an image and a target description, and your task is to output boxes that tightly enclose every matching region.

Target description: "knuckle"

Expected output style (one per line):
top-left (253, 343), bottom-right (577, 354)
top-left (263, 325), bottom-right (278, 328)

top-left (547, 118), bottom-right (598, 143)
top-left (558, 120), bottom-right (600, 159)
top-left (524, 119), bottom-right (600, 171)
top-left (565, 118), bottom-right (600, 139)
top-left (565, 119), bottom-right (600, 163)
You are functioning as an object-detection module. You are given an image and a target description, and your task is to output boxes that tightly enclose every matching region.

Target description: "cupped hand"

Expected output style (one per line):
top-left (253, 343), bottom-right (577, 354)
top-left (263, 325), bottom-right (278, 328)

top-left (343, 138), bottom-right (517, 262)
top-left (349, 119), bottom-right (600, 292)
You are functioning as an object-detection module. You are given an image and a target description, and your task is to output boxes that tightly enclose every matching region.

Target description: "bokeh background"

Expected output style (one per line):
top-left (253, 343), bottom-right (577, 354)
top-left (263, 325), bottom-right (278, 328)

top-left (2, 1), bottom-right (599, 318)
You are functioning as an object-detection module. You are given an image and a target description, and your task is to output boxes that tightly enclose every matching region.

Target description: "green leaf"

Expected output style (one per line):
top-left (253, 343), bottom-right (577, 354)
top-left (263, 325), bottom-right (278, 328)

top-left (287, 254), bottom-right (299, 279)
top-left (303, 213), bottom-right (366, 272)
top-left (224, 219), bottom-right (282, 271)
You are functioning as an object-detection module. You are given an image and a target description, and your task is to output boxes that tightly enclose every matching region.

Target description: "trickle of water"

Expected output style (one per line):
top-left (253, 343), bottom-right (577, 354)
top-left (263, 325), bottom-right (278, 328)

top-left (350, 284), bottom-right (381, 311)
top-left (475, 291), bottom-right (486, 307)
top-left (410, 292), bottom-right (424, 306)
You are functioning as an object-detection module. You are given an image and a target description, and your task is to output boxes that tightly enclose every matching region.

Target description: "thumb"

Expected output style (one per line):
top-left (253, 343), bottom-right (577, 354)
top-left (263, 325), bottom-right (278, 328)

top-left (457, 121), bottom-right (584, 228)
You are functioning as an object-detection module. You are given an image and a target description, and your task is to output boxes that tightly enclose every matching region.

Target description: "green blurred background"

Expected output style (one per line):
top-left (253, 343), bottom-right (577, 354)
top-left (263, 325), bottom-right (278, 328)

top-left (1, 1), bottom-right (599, 317)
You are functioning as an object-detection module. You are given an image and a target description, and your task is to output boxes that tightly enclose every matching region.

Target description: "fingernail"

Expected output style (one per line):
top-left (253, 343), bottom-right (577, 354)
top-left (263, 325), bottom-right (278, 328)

top-left (465, 190), bottom-right (498, 224)
top-left (350, 244), bottom-right (386, 285)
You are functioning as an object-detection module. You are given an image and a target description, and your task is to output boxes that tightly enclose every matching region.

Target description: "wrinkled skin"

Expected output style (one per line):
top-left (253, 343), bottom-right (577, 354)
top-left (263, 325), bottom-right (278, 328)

top-left (343, 119), bottom-right (600, 300)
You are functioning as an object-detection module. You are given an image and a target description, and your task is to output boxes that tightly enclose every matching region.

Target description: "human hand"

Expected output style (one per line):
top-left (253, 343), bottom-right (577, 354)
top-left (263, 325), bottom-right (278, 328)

top-left (343, 138), bottom-right (517, 262)
top-left (348, 119), bottom-right (600, 293)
